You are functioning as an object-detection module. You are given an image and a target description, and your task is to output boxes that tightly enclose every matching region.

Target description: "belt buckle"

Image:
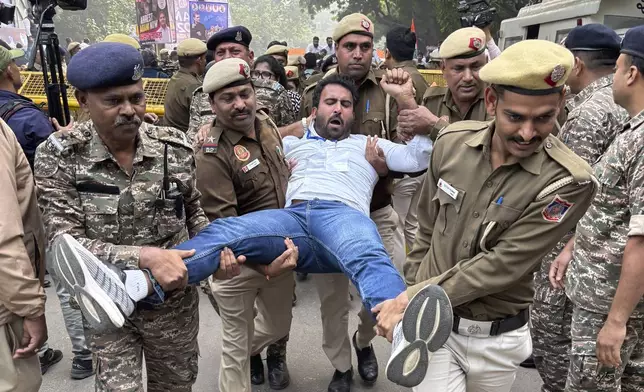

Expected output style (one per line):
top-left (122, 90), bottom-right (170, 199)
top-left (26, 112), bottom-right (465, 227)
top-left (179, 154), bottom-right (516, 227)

top-left (457, 318), bottom-right (492, 337)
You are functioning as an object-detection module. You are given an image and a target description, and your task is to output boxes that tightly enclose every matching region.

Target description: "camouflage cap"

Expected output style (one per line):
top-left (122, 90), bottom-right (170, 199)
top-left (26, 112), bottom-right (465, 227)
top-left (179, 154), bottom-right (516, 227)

top-left (284, 66), bottom-right (299, 80)
top-left (439, 27), bottom-right (486, 59)
top-left (177, 38), bottom-right (207, 57)
top-left (479, 39), bottom-right (574, 95)
top-left (265, 44), bottom-right (288, 57)
top-left (103, 33), bottom-right (141, 50)
top-left (332, 13), bottom-right (374, 43)
top-left (0, 46), bottom-right (25, 72)
top-left (203, 57), bottom-right (252, 94)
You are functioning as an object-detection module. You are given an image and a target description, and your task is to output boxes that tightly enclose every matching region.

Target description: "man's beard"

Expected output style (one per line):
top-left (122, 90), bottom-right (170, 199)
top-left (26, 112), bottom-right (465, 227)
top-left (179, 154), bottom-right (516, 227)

top-left (314, 113), bottom-right (351, 139)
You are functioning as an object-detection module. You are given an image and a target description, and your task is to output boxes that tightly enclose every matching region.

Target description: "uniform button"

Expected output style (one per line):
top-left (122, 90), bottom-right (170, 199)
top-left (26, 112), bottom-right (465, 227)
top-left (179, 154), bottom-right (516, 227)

top-left (463, 241), bottom-right (468, 248)
top-left (486, 181), bottom-right (493, 188)
top-left (473, 211), bottom-right (480, 218)
top-left (546, 141), bottom-right (553, 149)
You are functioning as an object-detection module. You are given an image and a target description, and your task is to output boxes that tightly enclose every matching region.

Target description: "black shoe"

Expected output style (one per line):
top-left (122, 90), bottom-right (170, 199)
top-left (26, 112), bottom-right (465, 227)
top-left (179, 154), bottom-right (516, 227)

top-left (328, 367), bottom-right (352, 392)
top-left (352, 331), bottom-right (378, 384)
top-left (43, 279), bottom-right (51, 288)
top-left (70, 356), bottom-right (94, 380)
top-left (267, 353), bottom-right (290, 390)
top-left (296, 272), bottom-right (308, 281)
top-left (250, 354), bottom-right (265, 385)
top-left (40, 348), bottom-right (63, 375)
top-left (520, 355), bottom-right (536, 368)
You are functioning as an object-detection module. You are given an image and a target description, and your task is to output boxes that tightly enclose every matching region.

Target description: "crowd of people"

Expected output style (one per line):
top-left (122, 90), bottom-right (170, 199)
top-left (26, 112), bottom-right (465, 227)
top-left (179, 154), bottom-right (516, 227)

top-left (1, 10), bottom-right (643, 392)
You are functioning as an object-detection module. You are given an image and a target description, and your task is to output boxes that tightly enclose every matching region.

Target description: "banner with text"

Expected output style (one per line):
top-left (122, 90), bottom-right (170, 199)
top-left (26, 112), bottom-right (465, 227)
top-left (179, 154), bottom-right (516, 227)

top-left (137, 0), bottom-right (177, 44)
top-left (188, 1), bottom-right (229, 41)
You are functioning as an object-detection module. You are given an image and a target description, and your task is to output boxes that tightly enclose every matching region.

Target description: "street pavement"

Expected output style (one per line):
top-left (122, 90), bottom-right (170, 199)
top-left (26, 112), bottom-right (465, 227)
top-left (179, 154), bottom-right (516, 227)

top-left (40, 276), bottom-right (543, 391)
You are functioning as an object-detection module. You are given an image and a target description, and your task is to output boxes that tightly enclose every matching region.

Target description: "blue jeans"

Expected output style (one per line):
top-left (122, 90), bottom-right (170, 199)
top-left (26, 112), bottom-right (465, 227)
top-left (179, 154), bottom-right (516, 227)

top-left (175, 200), bottom-right (406, 311)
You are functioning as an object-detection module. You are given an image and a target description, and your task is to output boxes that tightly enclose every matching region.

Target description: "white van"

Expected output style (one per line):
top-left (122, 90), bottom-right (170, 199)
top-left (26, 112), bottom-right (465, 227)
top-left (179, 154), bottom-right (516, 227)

top-left (499, 0), bottom-right (644, 50)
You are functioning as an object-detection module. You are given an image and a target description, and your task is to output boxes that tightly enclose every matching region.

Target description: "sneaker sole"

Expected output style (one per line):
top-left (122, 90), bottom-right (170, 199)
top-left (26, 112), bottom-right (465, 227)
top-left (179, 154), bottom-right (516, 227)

top-left (402, 284), bottom-right (453, 352)
top-left (385, 340), bottom-right (428, 388)
top-left (53, 234), bottom-right (125, 330)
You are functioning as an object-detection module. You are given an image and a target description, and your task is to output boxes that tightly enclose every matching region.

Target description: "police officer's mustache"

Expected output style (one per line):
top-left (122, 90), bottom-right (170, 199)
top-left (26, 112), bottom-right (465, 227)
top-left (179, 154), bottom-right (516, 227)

top-left (114, 116), bottom-right (142, 127)
top-left (232, 108), bottom-right (251, 117)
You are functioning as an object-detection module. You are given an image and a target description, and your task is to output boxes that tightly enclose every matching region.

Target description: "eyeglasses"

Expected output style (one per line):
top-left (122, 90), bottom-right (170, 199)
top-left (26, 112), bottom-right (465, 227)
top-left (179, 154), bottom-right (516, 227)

top-left (251, 70), bottom-right (276, 80)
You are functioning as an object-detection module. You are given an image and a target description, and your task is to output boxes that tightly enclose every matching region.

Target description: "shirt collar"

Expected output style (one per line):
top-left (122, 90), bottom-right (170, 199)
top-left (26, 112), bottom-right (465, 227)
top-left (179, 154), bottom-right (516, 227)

top-left (443, 87), bottom-right (485, 113)
top-left (568, 74), bottom-right (614, 112)
top-left (464, 120), bottom-right (544, 175)
top-left (88, 123), bottom-right (156, 163)
top-left (218, 117), bottom-right (262, 146)
top-left (625, 109), bottom-right (644, 132)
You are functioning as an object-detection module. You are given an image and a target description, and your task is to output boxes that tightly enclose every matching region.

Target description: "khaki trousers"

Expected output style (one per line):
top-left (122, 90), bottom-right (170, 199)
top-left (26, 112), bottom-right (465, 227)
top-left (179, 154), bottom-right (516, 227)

top-left (313, 204), bottom-right (400, 372)
top-left (392, 174), bottom-right (425, 272)
top-left (212, 266), bottom-right (295, 392)
top-left (0, 318), bottom-right (42, 392)
top-left (414, 324), bottom-right (532, 392)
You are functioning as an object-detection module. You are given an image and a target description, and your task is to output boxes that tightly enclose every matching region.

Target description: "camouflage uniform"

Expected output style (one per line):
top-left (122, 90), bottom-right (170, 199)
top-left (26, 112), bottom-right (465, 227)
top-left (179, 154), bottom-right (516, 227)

top-left (186, 79), bottom-right (296, 143)
top-left (34, 120), bottom-right (209, 392)
top-left (161, 60), bottom-right (179, 76)
top-left (531, 74), bottom-right (629, 392)
top-left (565, 109), bottom-right (644, 391)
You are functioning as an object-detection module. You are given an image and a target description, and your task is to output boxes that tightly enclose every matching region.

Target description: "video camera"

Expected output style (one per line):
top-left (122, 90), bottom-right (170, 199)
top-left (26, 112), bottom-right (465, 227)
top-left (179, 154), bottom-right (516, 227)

top-left (30, 0), bottom-right (87, 22)
top-left (457, 0), bottom-right (497, 28)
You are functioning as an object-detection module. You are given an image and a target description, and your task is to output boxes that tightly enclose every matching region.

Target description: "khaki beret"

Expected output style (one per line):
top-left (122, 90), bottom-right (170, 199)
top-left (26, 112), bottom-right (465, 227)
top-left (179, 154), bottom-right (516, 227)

top-left (203, 57), bottom-right (252, 94)
top-left (67, 42), bottom-right (81, 52)
top-left (439, 27), bottom-right (486, 59)
top-left (177, 38), bottom-right (207, 57)
top-left (160, 48), bottom-right (169, 54)
top-left (265, 44), bottom-right (289, 57)
top-left (103, 34), bottom-right (141, 50)
top-left (284, 66), bottom-right (299, 80)
top-left (479, 39), bottom-right (574, 95)
top-left (332, 13), bottom-right (374, 43)
top-left (288, 55), bottom-right (305, 66)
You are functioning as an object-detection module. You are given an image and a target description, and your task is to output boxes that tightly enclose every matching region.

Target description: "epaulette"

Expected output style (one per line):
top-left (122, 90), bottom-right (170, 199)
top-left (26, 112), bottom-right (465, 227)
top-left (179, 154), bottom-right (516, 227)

top-left (302, 81), bottom-right (318, 96)
top-left (435, 120), bottom-right (489, 142)
top-left (44, 126), bottom-right (90, 155)
top-left (145, 124), bottom-right (192, 150)
top-left (542, 134), bottom-right (594, 184)
top-left (192, 86), bottom-right (204, 97)
top-left (200, 125), bottom-right (223, 155)
top-left (257, 110), bottom-right (281, 140)
top-left (422, 86), bottom-right (449, 100)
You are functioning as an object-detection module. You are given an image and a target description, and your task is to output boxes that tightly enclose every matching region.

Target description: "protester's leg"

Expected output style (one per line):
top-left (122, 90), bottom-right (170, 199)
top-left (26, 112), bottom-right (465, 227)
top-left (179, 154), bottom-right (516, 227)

top-left (142, 287), bottom-right (199, 392)
top-left (178, 206), bottom-right (319, 284)
top-left (307, 201), bottom-right (407, 311)
top-left (90, 323), bottom-right (144, 391)
top-left (0, 318), bottom-right (42, 392)
top-left (314, 274), bottom-right (352, 373)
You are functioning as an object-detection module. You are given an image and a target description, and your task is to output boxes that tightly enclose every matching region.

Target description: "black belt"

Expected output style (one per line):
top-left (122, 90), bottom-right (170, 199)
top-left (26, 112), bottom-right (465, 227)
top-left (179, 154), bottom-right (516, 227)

top-left (452, 308), bottom-right (530, 336)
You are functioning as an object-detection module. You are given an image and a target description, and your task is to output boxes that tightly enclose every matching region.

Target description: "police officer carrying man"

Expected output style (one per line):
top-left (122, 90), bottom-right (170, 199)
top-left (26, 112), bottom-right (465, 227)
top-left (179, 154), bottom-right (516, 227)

top-left (530, 24), bottom-right (627, 392)
top-left (165, 38), bottom-right (208, 133)
top-left (296, 13), bottom-right (425, 392)
top-left (34, 42), bottom-right (210, 391)
top-left (374, 39), bottom-right (597, 392)
top-left (195, 57), bottom-right (295, 391)
top-left (187, 26), bottom-right (296, 143)
top-left (553, 25), bottom-right (644, 391)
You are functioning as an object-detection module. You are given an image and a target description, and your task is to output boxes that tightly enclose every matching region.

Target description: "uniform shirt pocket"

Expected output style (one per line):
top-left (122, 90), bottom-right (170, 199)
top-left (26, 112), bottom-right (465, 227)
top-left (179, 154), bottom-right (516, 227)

top-left (432, 187), bottom-right (466, 235)
top-left (361, 111), bottom-right (386, 138)
top-left (79, 193), bottom-right (120, 242)
top-left (155, 198), bottom-right (187, 240)
top-left (596, 166), bottom-right (622, 206)
top-left (479, 202), bottom-right (522, 249)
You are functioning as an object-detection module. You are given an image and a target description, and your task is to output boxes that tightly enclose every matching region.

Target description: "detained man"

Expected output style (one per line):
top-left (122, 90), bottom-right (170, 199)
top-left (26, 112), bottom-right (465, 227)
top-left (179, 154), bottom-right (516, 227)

top-left (50, 60), bottom-right (454, 388)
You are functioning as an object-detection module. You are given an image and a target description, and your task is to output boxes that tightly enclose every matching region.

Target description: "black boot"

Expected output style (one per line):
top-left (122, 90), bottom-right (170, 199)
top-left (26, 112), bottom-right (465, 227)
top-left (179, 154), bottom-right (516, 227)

top-left (520, 355), bottom-right (536, 368)
top-left (266, 353), bottom-right (290, 390)
top-left (39, 348), bottom-right (63, 375)
top-left (352, 331), bottom-right (378, 384)
top-left (328, 367), bottom-right (352, 392)
top-left (70, 354), bottom-right (95, 380)
top-left (250, 354), bottom-right (265, 385)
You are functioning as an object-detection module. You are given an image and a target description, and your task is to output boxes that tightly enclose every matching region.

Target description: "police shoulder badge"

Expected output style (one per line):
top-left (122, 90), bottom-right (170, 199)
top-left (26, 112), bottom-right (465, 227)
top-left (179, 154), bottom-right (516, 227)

top-left (235, 31), bottom-right (243, 42)
top-left (132, 63), bottom-right (144, 81)
top-left (361, 19), bottom-right (371, 31)
top-left (234, 144), bottom-right (250, 161)
top-left (469, 37), bottom-right (483, 51)
top-left (202, 136), bottom-right (218, 154)
top-left (542, 195), bottom-right (574, 223)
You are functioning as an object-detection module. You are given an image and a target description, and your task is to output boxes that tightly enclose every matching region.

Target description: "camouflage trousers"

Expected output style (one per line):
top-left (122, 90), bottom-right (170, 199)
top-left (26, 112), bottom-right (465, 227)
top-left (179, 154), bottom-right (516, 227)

top-left (566, 306), bottom-right (644, 392)
top-left (88, 286), bottom-right (200, 392)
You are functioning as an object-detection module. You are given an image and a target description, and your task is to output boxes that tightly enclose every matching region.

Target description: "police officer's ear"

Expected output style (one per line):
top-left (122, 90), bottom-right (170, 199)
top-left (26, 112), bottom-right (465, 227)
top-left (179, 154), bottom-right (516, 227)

top-left (248, 50), bottom-right (255, 65)
top-left (484, 85), bottom-right (500, 117)
top-left (440, 60), bottom-right (446, 72)
top-left (572, 56), bottom-right (584, 77)
top-left (75, 90), bottom-right (90, 112)
top-left (384, 49), bottom-right (391, 61)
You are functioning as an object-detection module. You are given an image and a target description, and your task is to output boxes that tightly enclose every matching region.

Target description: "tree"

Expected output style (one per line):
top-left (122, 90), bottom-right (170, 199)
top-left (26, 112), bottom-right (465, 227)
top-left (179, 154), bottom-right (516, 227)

top-left (52, 0), bottom-right (136, 43)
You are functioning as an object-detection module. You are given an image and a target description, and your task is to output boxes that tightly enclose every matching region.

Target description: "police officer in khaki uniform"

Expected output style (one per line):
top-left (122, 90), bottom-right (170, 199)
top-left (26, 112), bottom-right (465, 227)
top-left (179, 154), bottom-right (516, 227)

top-left (374, 39), bottom-right (597, 392)
top-left (295, 13), bottom-right (424, 392)
top-left (196, 58), bottom-right (295, 392)
top-left (164, 38), bottom-right (208, 132)
top-left (265, 44), bottom-right (289, 67)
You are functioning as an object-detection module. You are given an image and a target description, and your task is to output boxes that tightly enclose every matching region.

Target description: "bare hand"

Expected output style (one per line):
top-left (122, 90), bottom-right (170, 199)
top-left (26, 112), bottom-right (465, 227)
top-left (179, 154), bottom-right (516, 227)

top-left (214, 247), bottom-right (246, 280)
top-left (549, 246), bottom-right (573, 289)
top-left (380, 68), bottom-right (414, 99)
top-left (50, 117), bottom-right (75, 133)
top-left (372, 290), bottom-right (409, 342)
top-left (397, 106), bottom-right (439, 141)
top-left (482, 25), bottom-right (492, 42)
top-left (365, 136), bottom-right (388, 176)
top-left (13, 315), bottom-right (47, 359)
top-left (597, 318), bottom-right (626, 368)
top-left (139, 247), bottom-right (194, 291)
top-left (194, 124), bottom-right (210, 149)
top-left (144, 113), bottom-right (159, 124)
top-left (253, 238), bottom-right (298, 279)
top-left (287, 158), bottom-right (298, 174)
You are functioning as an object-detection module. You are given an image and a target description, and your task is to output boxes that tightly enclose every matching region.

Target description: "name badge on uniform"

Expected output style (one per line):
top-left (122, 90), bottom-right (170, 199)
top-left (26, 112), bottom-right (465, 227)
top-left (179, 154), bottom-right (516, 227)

top-left (437, 178), bottom-right (458, 200)
top-left (326, 150), bottom-right (350, 172)
top-left (242, 158), bottom-right (260, 173)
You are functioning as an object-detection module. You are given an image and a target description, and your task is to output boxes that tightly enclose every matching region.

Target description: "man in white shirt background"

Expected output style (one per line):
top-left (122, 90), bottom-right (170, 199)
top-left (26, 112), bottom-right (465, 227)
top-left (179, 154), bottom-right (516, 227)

top-left (323, 36), bottom-right (336, 56)
top-left (306, 36), bottom-right (322, 55)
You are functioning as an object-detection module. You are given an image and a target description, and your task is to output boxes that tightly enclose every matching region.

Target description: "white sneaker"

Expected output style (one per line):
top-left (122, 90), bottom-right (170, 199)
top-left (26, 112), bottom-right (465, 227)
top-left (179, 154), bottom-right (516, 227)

top-left (386, 284), bottom-right (453, 387)
top-left (52, 234), bottom-right (135, 330)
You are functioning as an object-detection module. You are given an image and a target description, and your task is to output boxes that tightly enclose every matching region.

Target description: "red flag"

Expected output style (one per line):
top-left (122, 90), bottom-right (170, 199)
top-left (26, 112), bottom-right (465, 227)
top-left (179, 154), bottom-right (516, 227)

top-left (411, 18), bottom-right (416, 33)
top-left (411, 18), bottom-right (418, 57)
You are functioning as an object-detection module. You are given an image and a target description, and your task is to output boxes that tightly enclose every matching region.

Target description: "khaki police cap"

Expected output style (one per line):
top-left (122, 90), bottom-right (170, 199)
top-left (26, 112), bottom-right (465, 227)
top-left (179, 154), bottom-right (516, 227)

top-left (332, 13), bottom-right (374, 43)
top-left (177, 38), bottom-right (207, 57)
top-left (67, 42), bottom-right (81, 52)
top-left (203, 57), bottom-right (252, 94)
top-left (265, 44), bottom-right (289, 57)
top-left (479, 39), bottom-right (574, 95)
top-left (288, 55), bottom-right (305, 66)
top-left (103, 34), bottom-right (141, 50)
top-left (439, 27), bottom-right (486, 59)
top-left (284, 66), bottom-right (299, 80)
top-left (160, 48), bottom-right (169, 54)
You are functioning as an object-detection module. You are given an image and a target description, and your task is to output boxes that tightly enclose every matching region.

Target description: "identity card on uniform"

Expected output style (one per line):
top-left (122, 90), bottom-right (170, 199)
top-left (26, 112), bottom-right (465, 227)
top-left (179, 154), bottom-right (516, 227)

top-left (437, 178), bottom-right (459, 199)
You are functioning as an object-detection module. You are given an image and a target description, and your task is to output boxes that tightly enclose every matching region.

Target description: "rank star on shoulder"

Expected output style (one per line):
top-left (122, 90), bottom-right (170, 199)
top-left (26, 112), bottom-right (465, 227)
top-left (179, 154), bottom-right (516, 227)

top-left (206, 136), bottom-right (215, 143)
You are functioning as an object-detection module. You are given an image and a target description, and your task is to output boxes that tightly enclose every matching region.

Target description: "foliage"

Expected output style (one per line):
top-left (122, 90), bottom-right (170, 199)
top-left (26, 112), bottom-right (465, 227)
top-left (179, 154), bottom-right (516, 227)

top-left (52, 0), bottom-right (136, 42)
